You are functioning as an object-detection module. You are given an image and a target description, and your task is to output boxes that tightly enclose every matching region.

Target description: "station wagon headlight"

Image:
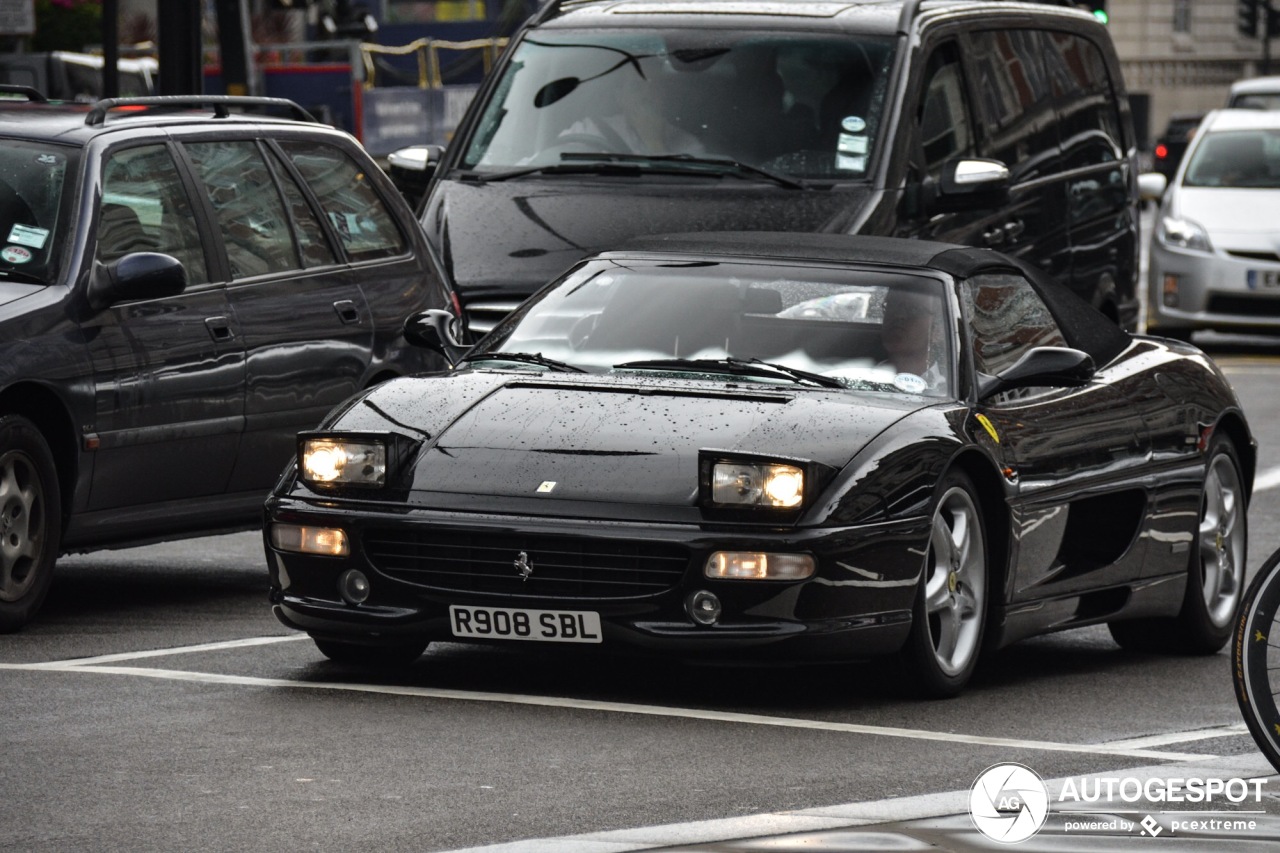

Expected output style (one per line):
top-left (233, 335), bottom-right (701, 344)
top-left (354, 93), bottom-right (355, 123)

top-left (299, 436), bottom-right (387, 487)
top-left (1158, 215), bottom-right (1212, 253)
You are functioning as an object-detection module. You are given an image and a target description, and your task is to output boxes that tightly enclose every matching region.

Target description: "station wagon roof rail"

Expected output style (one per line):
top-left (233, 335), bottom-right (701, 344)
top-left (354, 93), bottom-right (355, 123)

top-left (84, 95), bottom-right (318, 127)
top-left (0, 84), bottom-right (48, 103)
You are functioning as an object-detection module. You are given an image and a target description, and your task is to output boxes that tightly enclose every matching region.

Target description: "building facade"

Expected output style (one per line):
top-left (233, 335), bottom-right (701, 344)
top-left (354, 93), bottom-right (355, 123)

top-left (1108, 0), bottom-right (1275, 145)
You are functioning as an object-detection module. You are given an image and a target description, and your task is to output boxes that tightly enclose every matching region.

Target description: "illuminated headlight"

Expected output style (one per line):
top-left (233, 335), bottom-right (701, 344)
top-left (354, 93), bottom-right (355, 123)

top-left (299, 437), bottom-right (386, 487)
top-left (711, 462), bottom-right (804, 508)
top-left (1158, 215), bottom-right (1212, 253)
top-left (705, 552), bottom-right (815, 580)
top-left (270, 523), bottom-right (350, 557)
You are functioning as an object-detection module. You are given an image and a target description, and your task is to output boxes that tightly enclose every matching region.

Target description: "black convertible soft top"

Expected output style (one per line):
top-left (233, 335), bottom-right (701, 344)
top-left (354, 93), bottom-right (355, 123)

top-left (615, 231), bottom-right (1133, 368)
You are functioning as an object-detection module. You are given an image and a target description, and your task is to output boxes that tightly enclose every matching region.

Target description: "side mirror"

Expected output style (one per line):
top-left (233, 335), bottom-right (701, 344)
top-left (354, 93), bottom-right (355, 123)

top-left (928, 158), bottom-right (1011, 212)
top-left (386, 144), bottom-right (444, 209)
top-left (1138, 172), bottom-right (1168, 202)
top-left (88, 252), bottom-right (187, 311)
top-left (977, 346), bottom-right (1095, 400)
top-left (403, 309), bottom-right (469, 367)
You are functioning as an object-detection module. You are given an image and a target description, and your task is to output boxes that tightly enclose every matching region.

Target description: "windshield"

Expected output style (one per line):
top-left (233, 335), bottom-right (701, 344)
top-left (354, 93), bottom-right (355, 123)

top-left (0, 140), bottom-right (74, 285)
top-left (473, 258), bottom-right (954, 397)
top-left (461, 29), bottom-right (894, 180)
top-left (1183, 129), bottom-right (1280, 188)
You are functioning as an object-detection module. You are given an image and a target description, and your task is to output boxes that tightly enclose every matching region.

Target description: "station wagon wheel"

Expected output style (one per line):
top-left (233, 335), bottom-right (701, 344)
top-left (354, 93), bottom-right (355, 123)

top-left (1110, 434), bottom-right (1246, 654)
top-left (312, 636), bottom-right (428, 667)
top-left (0, 415), bottom-right (61, 632)
top-left (903, 469), bottom-right (988, 698)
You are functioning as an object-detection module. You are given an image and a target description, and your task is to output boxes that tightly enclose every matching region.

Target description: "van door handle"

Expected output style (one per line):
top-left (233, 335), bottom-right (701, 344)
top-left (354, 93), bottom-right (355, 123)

top-left (204, 316), bottom-right (235, 342)
top-left (333, 299), bottom-right (361, 325)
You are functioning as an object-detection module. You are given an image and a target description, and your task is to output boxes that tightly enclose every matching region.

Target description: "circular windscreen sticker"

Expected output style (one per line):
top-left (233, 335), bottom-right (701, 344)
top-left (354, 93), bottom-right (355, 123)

top-left (893, 372), bottom-right (928, 394)
top-left (2, 245), bottom-right (32, 264)
top-left (841, 116), bottom-right (867, 133)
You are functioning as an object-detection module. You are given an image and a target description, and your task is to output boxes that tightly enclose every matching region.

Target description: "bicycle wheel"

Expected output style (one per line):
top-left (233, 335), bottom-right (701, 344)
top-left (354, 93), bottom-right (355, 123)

top-left (1232, 547), bottom-right (1280, 772)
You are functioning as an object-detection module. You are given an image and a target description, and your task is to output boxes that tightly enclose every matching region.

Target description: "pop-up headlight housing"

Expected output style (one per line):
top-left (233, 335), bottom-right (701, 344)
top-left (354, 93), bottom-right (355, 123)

top-left (296, 431), bottom-right (419, 490)
top-left (699, 450), bottom-right (830, 517)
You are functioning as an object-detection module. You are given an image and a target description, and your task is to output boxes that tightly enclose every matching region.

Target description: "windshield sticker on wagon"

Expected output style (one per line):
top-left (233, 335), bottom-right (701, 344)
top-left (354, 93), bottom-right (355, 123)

top-left (2, 245), bottom-right (33, 264)
top-left (7, 224), bottom-right (49, 249)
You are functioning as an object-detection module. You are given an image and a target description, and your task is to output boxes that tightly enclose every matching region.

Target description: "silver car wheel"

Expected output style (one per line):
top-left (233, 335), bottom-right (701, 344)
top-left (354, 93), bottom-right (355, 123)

top-left (1200, 450), bottom-right (1245, 629)
top-left (924, 485), bottom-right (987, 677)
top-left (0, 449), bottom-right (44, 603)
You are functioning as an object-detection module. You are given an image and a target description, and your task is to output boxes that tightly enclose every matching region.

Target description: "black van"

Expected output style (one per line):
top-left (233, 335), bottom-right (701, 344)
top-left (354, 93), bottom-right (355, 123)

top-left (410, 0), bottom-right (1140, 334)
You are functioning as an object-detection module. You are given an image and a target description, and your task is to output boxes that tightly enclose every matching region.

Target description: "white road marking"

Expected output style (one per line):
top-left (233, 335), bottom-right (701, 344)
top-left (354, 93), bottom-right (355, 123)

top-left (431, 754), bottom-right (1280, 853)
top-left (0, 635), bottom-right (1224, 762)
top-left (1255, 465), bottom-right (1280, 493)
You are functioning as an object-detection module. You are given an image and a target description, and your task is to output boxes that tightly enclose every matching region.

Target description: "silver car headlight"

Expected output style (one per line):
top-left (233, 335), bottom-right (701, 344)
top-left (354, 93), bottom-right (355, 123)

top-left (1158, 215), bottom-right (1213, 253)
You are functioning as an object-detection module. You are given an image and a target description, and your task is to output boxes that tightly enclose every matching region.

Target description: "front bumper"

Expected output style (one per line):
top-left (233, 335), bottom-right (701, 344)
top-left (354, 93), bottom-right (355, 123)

top-left (1147, 239), bottom-right (1280, 333)
top-left (264, 495), bottom-right (927, 660)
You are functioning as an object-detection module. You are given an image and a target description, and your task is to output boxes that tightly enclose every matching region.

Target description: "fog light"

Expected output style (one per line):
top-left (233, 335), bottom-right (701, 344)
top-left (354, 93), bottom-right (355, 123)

top-left (704, 552), bottom-right (815, 580)
top-left (1162, 274), bottom-right (1180, 307)
top-left (339, 569), bottom-right (371, 605)
top-left (270, 523), bottom-right (349, 557)
top-left (686, 590), bottom-right (722, 626)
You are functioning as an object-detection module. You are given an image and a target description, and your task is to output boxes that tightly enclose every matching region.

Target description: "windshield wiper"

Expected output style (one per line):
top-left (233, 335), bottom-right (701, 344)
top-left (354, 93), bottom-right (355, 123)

top-left (460, 160), bottom-right (650, 183)
top-left (562, 152), bottom-right (811, 190)
top-left (614, 357), bottom-right (844, 388)
top-left (461, 351), bottom-right (587, 373)
top-left (0, 268), bottom-right (47, 285)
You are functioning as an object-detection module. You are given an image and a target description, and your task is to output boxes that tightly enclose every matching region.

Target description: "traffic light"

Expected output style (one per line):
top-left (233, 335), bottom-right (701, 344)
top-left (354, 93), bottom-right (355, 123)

top-left (1240, 0), bottom-right (1260, 37)
top-left (1089, 2), bottom-right (1108, 25)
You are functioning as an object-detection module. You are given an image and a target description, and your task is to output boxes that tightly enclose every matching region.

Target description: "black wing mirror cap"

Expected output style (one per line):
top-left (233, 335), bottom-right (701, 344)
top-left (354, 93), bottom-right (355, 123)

top-left (928, 158), bottom-right (1012, 213)
top-left (977, 346), bottom-right (1095, 400)
top-left (403, 309), bottom-right (468, 366)
top-left (88, 252), bottom-right (187, 311)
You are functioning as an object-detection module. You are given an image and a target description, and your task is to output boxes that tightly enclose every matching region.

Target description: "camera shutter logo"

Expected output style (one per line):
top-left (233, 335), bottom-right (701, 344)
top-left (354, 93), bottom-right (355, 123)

top-left (969, 763), bottom-right (1050, 843)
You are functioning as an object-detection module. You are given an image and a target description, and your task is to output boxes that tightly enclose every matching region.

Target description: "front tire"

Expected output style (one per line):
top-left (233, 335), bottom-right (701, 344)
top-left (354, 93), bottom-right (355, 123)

top-left (1110, 434), bottom-right (1246, 654)
top-left (0, 415), bottom-right (61, 633)
top-left (903, 470), bottom-right (989, 698)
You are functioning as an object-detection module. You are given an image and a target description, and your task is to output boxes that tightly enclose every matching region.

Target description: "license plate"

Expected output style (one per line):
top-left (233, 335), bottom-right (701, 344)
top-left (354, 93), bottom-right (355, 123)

top-left (448, 604), bottom-right (602, 644)
top-left (1247, 269), bottom-right (1280, 289)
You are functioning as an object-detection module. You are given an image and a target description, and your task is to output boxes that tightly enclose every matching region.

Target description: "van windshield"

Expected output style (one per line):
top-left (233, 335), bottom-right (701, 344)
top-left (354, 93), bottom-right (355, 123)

top-left (460, 29), bottom-right (894, 180)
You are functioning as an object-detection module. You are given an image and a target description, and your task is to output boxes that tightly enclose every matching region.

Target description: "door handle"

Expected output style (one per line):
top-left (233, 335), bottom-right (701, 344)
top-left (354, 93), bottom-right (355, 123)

top-left (333, 299), bottom-right (361, 325)
top-left (204, 316), bottom-right (235, 342)
top-left (1003, 219), bottom-right (1026, 241)
top-left (982, 227), bottom-right (1005, 247)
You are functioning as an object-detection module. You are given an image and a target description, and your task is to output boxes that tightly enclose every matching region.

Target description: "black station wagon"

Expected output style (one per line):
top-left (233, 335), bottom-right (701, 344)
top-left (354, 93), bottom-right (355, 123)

top-left (0, 91), bottom-right (455, 631)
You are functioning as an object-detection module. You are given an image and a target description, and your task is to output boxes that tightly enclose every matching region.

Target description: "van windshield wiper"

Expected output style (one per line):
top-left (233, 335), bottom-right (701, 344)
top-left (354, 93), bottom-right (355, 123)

top-left (561, 152), bottom-right (811, 189)
top-left (462, 153), bottom-right (811, 189)
top-left (461, 351), bottom-right (587, 373)
top-left (613, 357), bottom-right (844, 388)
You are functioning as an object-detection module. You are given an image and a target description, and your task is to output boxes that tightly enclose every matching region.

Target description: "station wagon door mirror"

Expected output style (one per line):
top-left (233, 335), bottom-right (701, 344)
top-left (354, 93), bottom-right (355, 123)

top-left (403, 309), bottom-right (469, 366)
top-left (88, 252), bottom-right (187, 311)
top-left (930, 158), bottom-right (1011, 212)
top-left (977, 346), bottom-right (1095, 400)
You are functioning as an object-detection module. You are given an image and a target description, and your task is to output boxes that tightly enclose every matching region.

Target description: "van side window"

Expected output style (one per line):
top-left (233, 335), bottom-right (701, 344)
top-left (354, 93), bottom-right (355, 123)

top-left (966, 29), bottom-right (1057, 180)
top-left (97, 144), bottom-right (208, 284)
top-left (917, 43), bottom-right (975, 181)
top-left (1043, 32), bottom-right (1124, 162)
top-left (185, 140), bottom-right (300, 280)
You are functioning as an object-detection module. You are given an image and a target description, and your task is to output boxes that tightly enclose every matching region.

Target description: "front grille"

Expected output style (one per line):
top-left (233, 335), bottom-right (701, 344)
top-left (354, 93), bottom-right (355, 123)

top-left (364, 528), bottom-right (691, 599)
top-left (1207, 294), bottom-right (1280, 317)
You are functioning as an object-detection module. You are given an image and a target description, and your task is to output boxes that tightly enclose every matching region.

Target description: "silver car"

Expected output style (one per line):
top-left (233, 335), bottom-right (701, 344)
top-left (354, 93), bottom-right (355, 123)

top-left (1144, 108), bottom-right (1280, 340)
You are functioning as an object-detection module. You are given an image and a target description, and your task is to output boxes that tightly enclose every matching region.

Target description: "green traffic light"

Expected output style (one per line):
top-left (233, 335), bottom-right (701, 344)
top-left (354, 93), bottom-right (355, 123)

top-left (1093, 9), bottom-right (1109, 25)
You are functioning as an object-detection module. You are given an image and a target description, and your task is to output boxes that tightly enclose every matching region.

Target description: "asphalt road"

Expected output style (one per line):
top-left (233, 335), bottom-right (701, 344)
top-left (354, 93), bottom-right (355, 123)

top-left (3, 339), bottom-right (1280, 853)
